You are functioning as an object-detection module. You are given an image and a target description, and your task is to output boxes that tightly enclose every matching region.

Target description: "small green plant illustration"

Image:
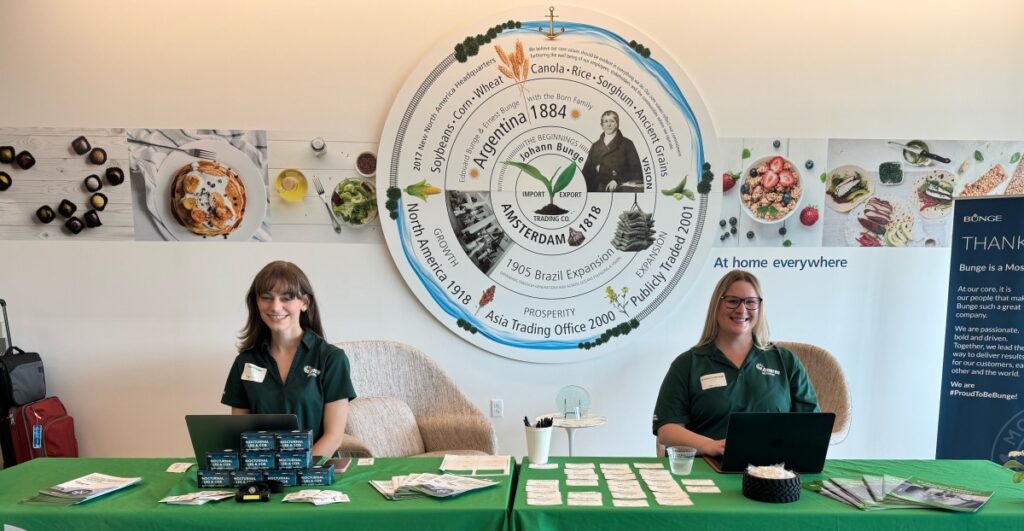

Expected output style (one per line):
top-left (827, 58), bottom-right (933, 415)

top-left (502, 160), bottom-right (576, 215)
top-left (605, 285), bottom-right (630, 318)
top-left (661, 175), bottom-right (695, 200)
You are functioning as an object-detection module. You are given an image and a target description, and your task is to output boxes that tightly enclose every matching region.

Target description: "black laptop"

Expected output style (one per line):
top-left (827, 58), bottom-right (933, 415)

top-left (703, 412), bottom-right (835, 474)
top-left (185, 414), bottom-right (298, 464)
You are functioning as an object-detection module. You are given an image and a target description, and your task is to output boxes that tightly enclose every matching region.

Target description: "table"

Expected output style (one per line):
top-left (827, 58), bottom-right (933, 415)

top-left (539, 414), bottom-right (607, 456)
top-left (512, 457), bottom-right (1024, 531)
top-left (0, 457), bottom-right (513, 531)
top-left (557, 415), bottom-right (602, 456)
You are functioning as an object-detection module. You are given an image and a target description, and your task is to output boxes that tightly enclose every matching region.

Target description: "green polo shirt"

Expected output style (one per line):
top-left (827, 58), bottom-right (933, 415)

top-left (652, 342), bottom-right (819, 440)
top-left (221, 330), bottom-right (357, 441)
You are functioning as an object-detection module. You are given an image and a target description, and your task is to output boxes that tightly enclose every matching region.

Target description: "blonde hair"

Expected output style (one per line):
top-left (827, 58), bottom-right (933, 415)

top-left (238, 261), bottom-right (325, 352)
top-left (695, 269), bottom-right (770, 348)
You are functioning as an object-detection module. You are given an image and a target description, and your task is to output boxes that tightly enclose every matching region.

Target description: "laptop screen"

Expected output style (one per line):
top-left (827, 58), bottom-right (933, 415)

top-left (707, 412), bottom-right (835, 474)
top-left (185, 414), bottom-right (298, 464)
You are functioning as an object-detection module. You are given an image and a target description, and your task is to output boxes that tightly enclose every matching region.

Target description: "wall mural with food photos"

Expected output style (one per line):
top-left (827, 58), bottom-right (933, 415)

top-left (0, 128), bottom-right (383, 243)
top-left (714, 138), bottom-right (1024, 249)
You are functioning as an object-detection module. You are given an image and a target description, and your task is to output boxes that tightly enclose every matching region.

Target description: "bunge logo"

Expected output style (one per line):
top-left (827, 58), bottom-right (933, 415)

top-left (964, 214), bottom-right (1002, 223)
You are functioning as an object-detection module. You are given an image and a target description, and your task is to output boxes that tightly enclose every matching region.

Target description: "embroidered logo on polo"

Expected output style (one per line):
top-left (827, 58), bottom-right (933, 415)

top-left (303, 366), bottom-right (320, 378)
top-left (756, 363), bottom-right (780, 377)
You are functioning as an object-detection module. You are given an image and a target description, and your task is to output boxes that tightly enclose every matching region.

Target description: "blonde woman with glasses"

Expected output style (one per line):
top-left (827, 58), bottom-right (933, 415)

top-left (652, 270), bottom-right (819, 456)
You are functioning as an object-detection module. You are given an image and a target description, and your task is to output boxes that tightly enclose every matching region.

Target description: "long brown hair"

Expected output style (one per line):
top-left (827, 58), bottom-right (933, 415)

top-left (237, 261), bottom-right (325, 352)
top-left (695, 269), bottom-right (770, 349)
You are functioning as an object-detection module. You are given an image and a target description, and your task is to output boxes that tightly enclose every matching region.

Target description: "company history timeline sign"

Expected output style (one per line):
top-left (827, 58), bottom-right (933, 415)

top-left (377, 8), bottom-right (719, 362)
top-left (937, 196), bottom-right (1024, 461)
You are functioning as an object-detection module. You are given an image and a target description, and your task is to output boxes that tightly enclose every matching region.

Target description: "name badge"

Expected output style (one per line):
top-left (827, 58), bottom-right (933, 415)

top-left (241, 363), bottom-right (267, 383)
top-left (700, 372), bottom-right (727, 391)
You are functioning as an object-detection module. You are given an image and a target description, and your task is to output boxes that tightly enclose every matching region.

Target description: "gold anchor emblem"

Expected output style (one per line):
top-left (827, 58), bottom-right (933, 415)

top-left (538, 6), bottom-right (564, 39)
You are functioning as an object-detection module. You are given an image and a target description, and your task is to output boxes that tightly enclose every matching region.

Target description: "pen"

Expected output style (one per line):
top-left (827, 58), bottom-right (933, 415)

top-left (523, 416), bottom-right (530, 427)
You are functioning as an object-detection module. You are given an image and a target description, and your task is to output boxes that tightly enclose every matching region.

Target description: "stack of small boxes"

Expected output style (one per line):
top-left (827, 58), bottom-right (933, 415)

top-left (197, 429), bottom-right (334, 488)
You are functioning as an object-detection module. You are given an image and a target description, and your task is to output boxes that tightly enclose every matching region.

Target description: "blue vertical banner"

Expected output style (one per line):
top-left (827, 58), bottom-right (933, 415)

top-left (937, 196), bottom-right (1024, 461)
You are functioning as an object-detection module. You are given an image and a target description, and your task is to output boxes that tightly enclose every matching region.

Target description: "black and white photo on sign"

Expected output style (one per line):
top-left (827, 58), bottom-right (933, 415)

top-left (581, 110), bottom-right (643, 193)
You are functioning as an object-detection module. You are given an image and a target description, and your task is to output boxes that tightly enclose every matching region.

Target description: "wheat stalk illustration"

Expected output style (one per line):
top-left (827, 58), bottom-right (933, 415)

top-left (495, 40), bottom-right (530, 118)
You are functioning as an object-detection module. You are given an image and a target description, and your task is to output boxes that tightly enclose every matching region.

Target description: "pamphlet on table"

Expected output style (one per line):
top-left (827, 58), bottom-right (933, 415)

top-left (804, 475), bottom-right (993, 512)
top-left (21, 473), bottom-right (142, 506)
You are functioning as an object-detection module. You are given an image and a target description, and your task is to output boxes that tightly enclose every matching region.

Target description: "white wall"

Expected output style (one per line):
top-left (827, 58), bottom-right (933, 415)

top-left (1, 0), bottom-right (1022, 460)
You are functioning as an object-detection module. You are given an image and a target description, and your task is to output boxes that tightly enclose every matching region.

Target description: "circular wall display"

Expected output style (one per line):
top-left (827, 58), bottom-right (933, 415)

top-left (378, 7), bottom-right (720, 362)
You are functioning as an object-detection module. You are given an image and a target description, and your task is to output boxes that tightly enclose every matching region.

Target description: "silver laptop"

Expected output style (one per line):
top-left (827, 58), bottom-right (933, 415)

top-left (185, 414), bottom-right (298, 464)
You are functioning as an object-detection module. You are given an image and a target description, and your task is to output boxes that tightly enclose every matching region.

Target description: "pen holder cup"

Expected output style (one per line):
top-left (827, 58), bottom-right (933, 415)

top-left (742, 472), bottom-right (802, 503)
top-left (525, 426), bottom-right (553, 465)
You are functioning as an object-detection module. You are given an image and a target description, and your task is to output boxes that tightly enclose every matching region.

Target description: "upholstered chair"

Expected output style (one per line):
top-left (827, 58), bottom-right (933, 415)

top-left (775, 341), bottom-right (852, 444)
top-left (334, 340), bottom-right (498, 457)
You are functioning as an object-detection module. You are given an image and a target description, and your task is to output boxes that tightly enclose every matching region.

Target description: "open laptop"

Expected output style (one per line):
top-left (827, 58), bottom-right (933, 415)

top-left (185, 414), bottom-right (298, 464)
top-left (703, 412), bottom-right (835, 474)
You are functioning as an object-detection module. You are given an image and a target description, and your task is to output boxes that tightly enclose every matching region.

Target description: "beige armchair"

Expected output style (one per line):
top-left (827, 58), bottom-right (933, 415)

top-left (333, 340), bottom-right (498, 457)
top-left (776, 341), bottom-right (852, 444)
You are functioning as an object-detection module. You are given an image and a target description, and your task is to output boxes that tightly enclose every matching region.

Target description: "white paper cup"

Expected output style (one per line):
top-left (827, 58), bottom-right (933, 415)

top-left (666, 446), bottom-right (697, 475)
top-left (525, 426), bottom-right (553, 465)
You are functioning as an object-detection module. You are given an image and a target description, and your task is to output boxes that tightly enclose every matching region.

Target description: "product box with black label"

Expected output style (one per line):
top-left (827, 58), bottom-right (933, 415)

top-left (198, 469), bottom-right (233, 488)
top-left (265, 469), bottom-right (299, 487)
top-left (230, 469), bottom-right (265, 486)
top-left (298, 464), bottom-right (335, 486)
top-left (206, 449), bottom-right (240, 470)
top-left (241, 431), bottom-right (277, 451)
top-left (242, 451), bottom-right (276, 470)
top-left (277, 450), bottom-right (312, 469)
top-left (276, 429), bottom-right (313, 451)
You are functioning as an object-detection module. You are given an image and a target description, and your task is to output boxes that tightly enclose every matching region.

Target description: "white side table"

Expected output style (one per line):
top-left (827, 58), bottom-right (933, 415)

top-left (540, 415), bottom-right (607, 456)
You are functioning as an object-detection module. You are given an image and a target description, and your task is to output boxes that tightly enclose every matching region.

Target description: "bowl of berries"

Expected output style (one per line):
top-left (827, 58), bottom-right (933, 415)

top-left (739, 155), bottom-right (803, 224)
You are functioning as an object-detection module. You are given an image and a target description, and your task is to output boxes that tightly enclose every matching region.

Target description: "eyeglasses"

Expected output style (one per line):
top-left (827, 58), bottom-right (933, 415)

top-left (720, 296), bottom-right (762, 310)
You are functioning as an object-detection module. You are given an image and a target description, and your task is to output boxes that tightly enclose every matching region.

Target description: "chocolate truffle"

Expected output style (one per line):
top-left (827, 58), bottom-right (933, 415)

top-left (0, 171), bottom-right (11, 191)
top-left (105, 166), bottom-right (124, 186)
top-left (83, 209), bottom-right (102, 228)
top-left (36, 205), bottom-right (56, 224)
top-left (89, 192), bottom-right (107, 211)
top-left (64, 216), bottom-right (84, 235)
top-left (0, 146), bottom-right (14, 164)
top-left (71, 136), bottom-right (91, 155)
top-left (16, 151), bottom-right (36, 170)
top-left (57, 199), bottom-right (77, 218)
top-left (88, 147), bottom-right (107, 165)
top-left (84, 174), bottom-right (102, 192)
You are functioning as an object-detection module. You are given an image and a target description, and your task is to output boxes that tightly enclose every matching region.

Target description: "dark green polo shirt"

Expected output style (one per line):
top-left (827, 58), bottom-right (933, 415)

top-left (652, 342), bottom-right (819, 440)
top-left (221, 330), bottom-right (357, 441)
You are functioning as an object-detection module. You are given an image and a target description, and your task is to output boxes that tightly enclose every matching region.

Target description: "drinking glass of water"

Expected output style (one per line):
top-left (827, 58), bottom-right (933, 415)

top-left (667, 446), bottom-right (697, 475)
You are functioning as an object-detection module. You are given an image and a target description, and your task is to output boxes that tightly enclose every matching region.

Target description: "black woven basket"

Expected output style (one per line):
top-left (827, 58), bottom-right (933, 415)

top-left (742, 471), bottom-right (801, 503)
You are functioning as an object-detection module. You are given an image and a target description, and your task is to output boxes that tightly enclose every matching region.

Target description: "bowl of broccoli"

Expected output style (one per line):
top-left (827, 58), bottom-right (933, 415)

top-left (331, 178), bottom-right (378, 226)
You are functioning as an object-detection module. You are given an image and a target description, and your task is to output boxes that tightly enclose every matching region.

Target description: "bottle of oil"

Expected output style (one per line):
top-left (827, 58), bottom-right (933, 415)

top-left (275, 169), bottom-right (308, 202)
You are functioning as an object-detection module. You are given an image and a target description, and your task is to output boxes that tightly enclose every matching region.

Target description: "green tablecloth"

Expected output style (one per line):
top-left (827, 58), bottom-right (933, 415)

top-left (512, 457), bottom-right (1024, 531)
top-left (0, 457), bottom-right (513, 531)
